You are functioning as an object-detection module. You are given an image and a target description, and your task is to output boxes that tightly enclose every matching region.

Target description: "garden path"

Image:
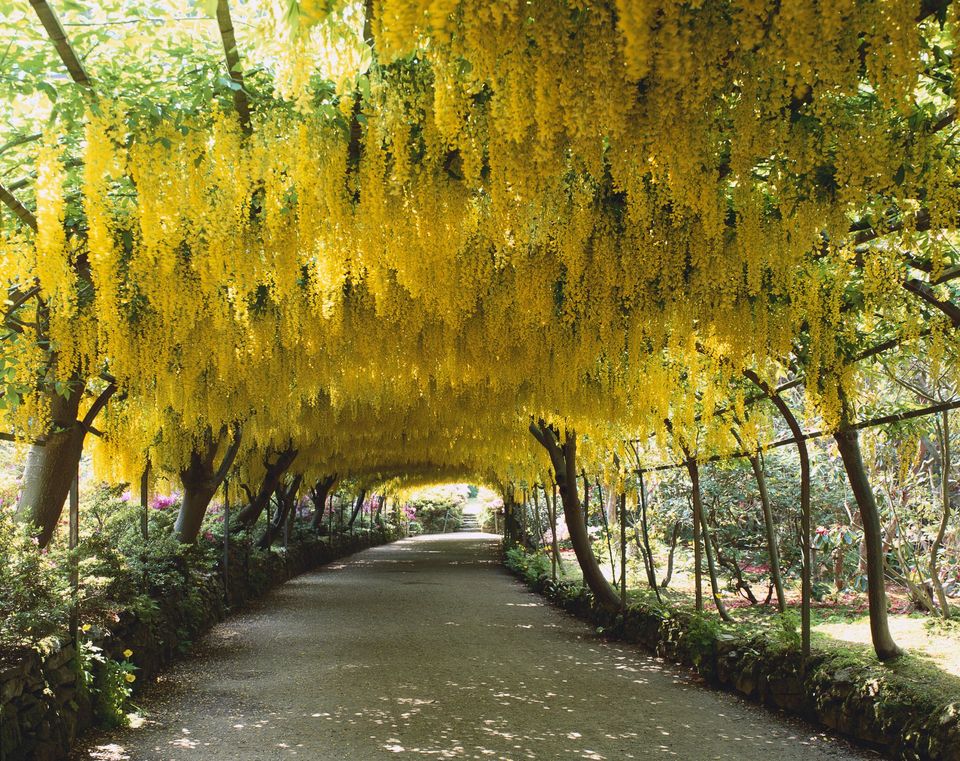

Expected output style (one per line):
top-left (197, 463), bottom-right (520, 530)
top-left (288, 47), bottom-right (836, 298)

top-left (73, 534), bottom-right (873, 760)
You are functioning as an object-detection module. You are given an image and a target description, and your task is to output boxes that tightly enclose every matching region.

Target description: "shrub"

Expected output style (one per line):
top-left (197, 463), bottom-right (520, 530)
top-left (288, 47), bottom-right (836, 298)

top-left (0, 510), bottom-right (69, 649)
top-left (404, 485), bottom-right (468, 533)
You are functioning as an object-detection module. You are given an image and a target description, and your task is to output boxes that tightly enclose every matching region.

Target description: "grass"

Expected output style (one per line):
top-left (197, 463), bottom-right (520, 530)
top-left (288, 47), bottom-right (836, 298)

top-left (815, 614), bottom-right (960, 678)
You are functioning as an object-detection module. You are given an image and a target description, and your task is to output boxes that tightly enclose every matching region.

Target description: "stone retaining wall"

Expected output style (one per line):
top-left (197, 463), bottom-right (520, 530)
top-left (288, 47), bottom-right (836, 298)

top-left (0, 531), bottom-right (394, 761)
top-left (511, 570), bottom-right (960, 761)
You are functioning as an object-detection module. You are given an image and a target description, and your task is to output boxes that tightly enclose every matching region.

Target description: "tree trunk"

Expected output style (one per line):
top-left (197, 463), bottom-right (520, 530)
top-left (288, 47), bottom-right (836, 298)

top-left (637, 471), bottom-right (660, 592)
top-left (233, 447), bottom-right (298, 528)
top-left (257, 474), bottom-right (303, 549)
top-left (16, 382), bottom-right (85, 547)
top-left (688, 494), bottom-right (704, 611)
top-left (605, 483), bottom-right (617, 584)
top-left (742, 370), bottom-right (812, 658)
top-left (347, 488), bottom-right (367, 530)
top-left (834, 425), bottom-right (902, 660)
top-left (596, 479), bottom-right (617, 585)
top-left (549, 482), bottom-right (564, 578)
top-left (730, 426), bottom-right (785, 611)
top-left (700, 510), bottom-right (731, 621)
top-left (503, 490), bottom-right (522, 549)
top-left (686, 458), bottom-right (732, 621)
top-left (661, 522), bottom-right (680, 588)
top-left (174, 428), bottom-right (241, 543)
top-left (748, 453), bottom-right (786, 612)
top-left (931, 409), bottom-right (952, 618)
top-left (175, 467), bottom-right (219, 545)
top-left (619, 491), bottom-right (627, 611)
top-left (581, 470), bottom-right (590, 532)
top-left (520, 490), bottom-right (529, 547)
top-left (310, 475), bottom-right (338, 531)
top-left (530, 422), bottom-right (620, 611)
top-left (532, 486), bottom-right (545, 550)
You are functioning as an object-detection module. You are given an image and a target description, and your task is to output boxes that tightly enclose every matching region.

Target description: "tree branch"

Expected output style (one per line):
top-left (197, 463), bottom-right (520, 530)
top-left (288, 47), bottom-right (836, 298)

top-left (81, 382), bottom-right (117, 429)
top-left (0, 132), bottom-right (43, 156)
top-left (216, 0), bottom-right (251, 134)
top-left (0, 182), bottom-right (38, 232)
top-left (29, 0), bottom-right (93, 87)
top-left (902, 278), bottom-right (960, 327)
top-left (214, 426), bottom-right (242, 484)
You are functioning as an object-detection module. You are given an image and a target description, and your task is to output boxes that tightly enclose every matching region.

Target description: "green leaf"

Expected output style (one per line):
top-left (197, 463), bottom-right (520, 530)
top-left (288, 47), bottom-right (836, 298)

top-left (357, 74), bottom-right (370, 101)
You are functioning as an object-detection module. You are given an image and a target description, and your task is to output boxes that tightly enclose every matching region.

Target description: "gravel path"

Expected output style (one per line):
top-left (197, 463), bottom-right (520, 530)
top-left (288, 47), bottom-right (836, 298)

top-left (73, 534), bottom-right (876, 761)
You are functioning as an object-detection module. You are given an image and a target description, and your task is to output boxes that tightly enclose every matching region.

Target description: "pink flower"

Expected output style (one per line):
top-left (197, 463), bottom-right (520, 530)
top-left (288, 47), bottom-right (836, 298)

top-left (150, 494), bottom-right (179, 510)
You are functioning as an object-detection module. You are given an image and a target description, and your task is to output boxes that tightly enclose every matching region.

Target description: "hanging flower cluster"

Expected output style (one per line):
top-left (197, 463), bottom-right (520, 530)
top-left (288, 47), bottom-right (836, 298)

top-left (3, 0), bottom-right (959, 488)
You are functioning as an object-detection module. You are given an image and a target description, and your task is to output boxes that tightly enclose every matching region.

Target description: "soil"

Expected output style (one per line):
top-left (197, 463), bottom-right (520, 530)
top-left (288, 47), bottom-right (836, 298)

top-left (72, 534), bottom-right (876, 760)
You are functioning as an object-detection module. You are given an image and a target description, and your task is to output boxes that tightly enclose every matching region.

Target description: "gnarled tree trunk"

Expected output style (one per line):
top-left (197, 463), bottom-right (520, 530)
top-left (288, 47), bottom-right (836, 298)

top-left (310, 475), bottom-right (338, 531)
top-left (257, 474), bottom-right (303, 549)
top-left (232, 447), bottom-right (298, 529)
top-left (16, 385), bottom-right (84, 547)
top-left (174, 427), bottom-right (241, 543)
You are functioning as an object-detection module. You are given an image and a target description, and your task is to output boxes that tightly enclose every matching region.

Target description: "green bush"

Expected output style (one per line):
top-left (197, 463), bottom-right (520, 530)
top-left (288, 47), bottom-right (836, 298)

top-left (770, 610), bottom-right (802, 651)
top-left (0, 511), bottom-right (69, 649)
top-left (683, 613), bottom-right (721, 667)
top-left (405, 485), bottom-right (468, 533)
top-left (505, 546), bottom-right (551, 584)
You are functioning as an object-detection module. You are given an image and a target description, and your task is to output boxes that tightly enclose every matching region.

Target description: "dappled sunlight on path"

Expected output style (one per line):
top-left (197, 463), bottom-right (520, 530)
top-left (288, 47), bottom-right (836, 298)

top-left (73, 535), bottom-right (872, 760)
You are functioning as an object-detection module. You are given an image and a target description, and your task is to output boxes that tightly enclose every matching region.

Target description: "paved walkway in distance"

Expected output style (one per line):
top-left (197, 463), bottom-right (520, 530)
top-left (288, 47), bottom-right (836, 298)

top-left (74, 534), bottom-right (874, 761)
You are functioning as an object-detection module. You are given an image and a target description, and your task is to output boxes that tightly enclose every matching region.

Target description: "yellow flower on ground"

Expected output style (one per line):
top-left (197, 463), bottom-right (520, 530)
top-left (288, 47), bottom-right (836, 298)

top-left (124, 673), bottom-right (136, 683)
top-left (81, 624), bottom-right (91, 633)
top-left (123, 649), bottom-right (133, 659)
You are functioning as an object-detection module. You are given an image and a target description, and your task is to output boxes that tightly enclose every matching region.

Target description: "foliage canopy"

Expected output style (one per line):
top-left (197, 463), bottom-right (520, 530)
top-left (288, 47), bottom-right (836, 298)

top-left (2, 0), bottom-right (960, 493)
